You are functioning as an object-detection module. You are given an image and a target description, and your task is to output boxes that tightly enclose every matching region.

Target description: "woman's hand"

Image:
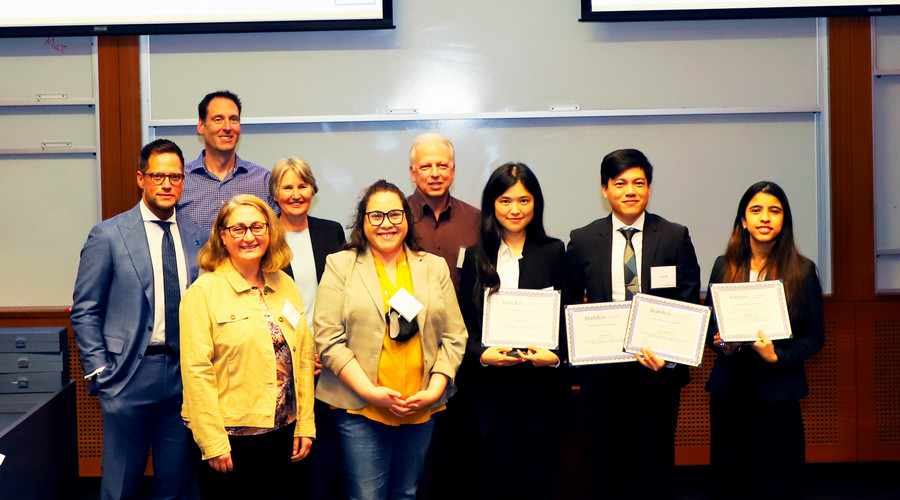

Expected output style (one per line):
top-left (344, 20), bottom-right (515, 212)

top-left (752, 331), bottom-right (779, 363)
top-left (208, 453), bottom-right (234, 473)
top-left (480, 346), bottom-right (527, 366)
top-left (365, 385), bottom-right (405, 409)
top-left (713, 333), bottom-right (741, 356)
top-left (291, 436), bottom-right (313, 462)
top-left (520, 346), bottom-right (559, 367)
top-left (635, 347), bottom-right (666, 372)
top-left (313, 353), bottom-right (323, 377)
top-left (397, 373), bottom-right (449, 418)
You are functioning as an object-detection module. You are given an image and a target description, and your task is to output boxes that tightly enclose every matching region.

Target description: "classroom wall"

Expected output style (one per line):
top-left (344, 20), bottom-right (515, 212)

top-left (145, 0), bottom-right (830, 297)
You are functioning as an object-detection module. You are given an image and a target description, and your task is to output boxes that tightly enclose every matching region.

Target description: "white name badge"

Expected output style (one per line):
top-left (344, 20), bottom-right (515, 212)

top-left (651, 265), bottom-right (677, 289)
top-left (457, 246), bottom-right (467, 269)
top-left (282, 300), bottom-right (301, 329)
top-left (388, 288), bottom-right (424, 321)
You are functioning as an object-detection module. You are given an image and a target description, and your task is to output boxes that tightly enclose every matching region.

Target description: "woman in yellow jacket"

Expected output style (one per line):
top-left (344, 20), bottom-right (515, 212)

top-left (180, 194), bottom-right (316, 499)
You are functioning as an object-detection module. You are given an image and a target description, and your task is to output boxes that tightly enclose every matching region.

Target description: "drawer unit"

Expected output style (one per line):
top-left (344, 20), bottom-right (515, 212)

top-left (0, 328), bottom-right (68, 395)
top-left (0, 352), bottom-right (63, 373)
top-left (0, 327), bottom-right (67, 353)
top-left (0, 372), bottom-right (64, 394)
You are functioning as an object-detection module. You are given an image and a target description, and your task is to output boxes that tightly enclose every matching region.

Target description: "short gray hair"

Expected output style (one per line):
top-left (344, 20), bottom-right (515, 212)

top-left (409, 133), bottom-right (455, 165)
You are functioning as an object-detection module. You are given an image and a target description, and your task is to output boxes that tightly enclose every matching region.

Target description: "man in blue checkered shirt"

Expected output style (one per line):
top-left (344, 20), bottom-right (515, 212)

top-left (177, 90), bottom-right (278, 231)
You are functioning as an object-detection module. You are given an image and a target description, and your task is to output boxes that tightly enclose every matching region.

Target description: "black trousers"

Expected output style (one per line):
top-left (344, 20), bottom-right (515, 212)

top-left (581, 381), bottom-right (681, 500)
top-left (196, 422), bottom-right (298, 500)
top-left (709, 395), bottom-right (806, 500)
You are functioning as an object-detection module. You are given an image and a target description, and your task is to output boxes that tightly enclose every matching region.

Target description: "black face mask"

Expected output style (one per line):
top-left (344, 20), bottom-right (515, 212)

top-left (386, 309), bottom-right (419, 342)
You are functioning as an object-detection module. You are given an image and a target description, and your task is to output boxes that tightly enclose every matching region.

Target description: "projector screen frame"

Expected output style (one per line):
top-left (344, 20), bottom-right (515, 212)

top-left (0, 3), bottom-right (394, 38)
top-left (580, 1), bottom-right (900, 22)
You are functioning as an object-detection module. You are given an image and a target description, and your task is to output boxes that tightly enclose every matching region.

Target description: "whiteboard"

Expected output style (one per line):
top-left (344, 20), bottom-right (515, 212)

top-left (144, 0), bottom-right (829, 292)
top-left (0, 156), bottom-right (100, 307)
top-left (155, 113), bottom-right (822, 291)
top-left (0, 37), bottom-right (95, 103)
top-left (146, 1), bottom-right (820, 121)
top-left (0, 36), bottom-right (99, 307)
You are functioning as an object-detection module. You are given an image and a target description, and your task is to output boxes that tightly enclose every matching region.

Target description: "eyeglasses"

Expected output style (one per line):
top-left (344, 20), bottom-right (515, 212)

top-left (143, 173), bottom-right (185, 185)
top-left (365, 210), bottom-right (405, 226)
top-left (223, 223), bottom-right (268, 238)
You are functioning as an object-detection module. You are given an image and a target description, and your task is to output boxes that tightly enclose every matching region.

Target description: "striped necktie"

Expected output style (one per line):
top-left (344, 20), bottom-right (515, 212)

top-left (620, 227), bottom-right (639, 300)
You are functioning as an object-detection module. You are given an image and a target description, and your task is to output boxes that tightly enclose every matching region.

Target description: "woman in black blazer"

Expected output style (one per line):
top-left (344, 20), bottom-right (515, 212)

top-left (269, 157), bottom-right (346, 500)
top-left (706, 181), bottom-right (824, 500)
top-left (458, 162), bottom-right (572, 500)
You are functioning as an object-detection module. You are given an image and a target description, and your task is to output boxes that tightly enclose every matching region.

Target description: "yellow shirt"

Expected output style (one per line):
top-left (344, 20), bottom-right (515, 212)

top-left (350, 253), bottom-right (443, 426)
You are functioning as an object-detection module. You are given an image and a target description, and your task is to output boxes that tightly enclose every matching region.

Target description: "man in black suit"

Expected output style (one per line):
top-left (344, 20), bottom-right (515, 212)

top-left (567, 148), bottom-right (701, 500)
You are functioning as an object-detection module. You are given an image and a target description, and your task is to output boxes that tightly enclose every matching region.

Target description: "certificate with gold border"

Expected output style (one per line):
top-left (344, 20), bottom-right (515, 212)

top-left (482, 288), bottom-right (560, 349)
top-left (623, 293), bottom-right (710, 367)
top-left (709, 281), bottom-right (792, 342)
top-left (565, 302), bottom-right (635, 366)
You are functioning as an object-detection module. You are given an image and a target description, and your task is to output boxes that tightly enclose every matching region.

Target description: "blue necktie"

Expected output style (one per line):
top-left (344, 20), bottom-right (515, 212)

top-left (620, 228), bottom-right (639, 300)
top-left (153, 221), bottom-right (180, 353)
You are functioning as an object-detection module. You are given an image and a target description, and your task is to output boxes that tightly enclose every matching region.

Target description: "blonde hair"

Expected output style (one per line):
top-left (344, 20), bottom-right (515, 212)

top-left (269, 156), bottom-right (319, 200)
top-left (198, 195), bottom-right (292, 273)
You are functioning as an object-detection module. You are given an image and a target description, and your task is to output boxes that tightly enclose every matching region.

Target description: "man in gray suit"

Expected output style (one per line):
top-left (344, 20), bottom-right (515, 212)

top-left (71, 139), bottom-right (207, 500)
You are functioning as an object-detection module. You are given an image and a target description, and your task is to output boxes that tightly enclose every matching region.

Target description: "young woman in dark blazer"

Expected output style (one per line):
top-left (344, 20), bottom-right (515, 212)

top-left (458, 162), bottom-right (573, 500)
top-left (706, 181), bottom-right (825, 500)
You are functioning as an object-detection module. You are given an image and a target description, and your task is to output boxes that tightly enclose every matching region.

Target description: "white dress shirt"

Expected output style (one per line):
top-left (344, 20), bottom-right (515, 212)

top-left (610, 212), bottom-right (645, 302)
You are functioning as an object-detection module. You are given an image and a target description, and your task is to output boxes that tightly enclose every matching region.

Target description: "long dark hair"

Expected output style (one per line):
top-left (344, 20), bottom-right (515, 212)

top-left (471, 162), bottom-right (549, 306)
top-left (345, 179), bottom-right (423, 254)
top-left (719, 181), bottom-right (808, 314)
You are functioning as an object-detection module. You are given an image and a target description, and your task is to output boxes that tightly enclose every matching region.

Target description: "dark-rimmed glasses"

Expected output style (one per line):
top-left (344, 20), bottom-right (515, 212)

top-left (223, 223), bottom-right (268, 238)
top-left (365, 210), bottom-right (405, 226)
top-left (143, 172), bottom-right (185, 185)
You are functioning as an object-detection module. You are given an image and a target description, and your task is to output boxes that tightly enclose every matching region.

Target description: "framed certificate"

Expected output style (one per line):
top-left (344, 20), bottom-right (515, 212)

top-left (482, 288), bottom-right (560, 349)
top-left (709, 280), bottom-right (792, 342)
top-left (623, 293), bottom-right (710, 367)
top-left (565, 302), bottom-right (635, 366)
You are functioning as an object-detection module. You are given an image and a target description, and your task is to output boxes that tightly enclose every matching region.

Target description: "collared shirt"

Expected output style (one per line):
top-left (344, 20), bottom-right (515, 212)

top-left (610, 212), bottom-right (646, 302)
top-left (139, 201), bottom-right (189, 346)
top-left (285, 229), bottom-right (318, 330)
top-left (496, 240), bottom-right (521, 289)
top-left (407, 191), bottom-right (480, 291)
top-left (178, 150), bottom-right (278, 231)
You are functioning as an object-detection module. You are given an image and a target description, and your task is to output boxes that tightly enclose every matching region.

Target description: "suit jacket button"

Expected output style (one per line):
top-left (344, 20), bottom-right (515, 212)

top-left (230, 314), bottom-right (236, 320)
top-left (279, 317), bottom-right (284, 322)
top-left (147, 326), bottom-right (152, 331)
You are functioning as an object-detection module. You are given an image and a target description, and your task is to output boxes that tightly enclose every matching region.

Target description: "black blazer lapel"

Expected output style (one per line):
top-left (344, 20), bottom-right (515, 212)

top-left (596, 216), bottom-right (614, 300)
top-left (640, 214), bottom-right (660, 293)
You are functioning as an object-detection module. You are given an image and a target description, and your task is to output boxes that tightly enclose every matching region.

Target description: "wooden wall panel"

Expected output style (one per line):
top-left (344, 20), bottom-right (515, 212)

top-left (98, 35), bottom-right (143, 220)
top-left (857, 301), bottom-right (900, 461)
top-left (828, 17), bottom-right (875, 302)
top-left (805, 301), bottom-right (857, 462)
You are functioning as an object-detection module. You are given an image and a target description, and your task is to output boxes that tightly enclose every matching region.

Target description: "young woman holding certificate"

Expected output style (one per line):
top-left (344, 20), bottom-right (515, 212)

top-left (706, 181), bottom-right (825, 500)
top-left (458, 163), bottom-right (573, 500)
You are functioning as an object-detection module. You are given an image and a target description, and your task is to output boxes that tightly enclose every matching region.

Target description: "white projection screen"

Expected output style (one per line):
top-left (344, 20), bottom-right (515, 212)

top-left (581, 0), bottom-right (900, 21)
top-left (0, 0), bottom-right (393, 36)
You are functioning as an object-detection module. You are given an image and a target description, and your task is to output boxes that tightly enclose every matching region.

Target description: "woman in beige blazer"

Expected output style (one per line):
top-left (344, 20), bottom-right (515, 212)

top-left (313, 179), bottom-right (466, 500)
